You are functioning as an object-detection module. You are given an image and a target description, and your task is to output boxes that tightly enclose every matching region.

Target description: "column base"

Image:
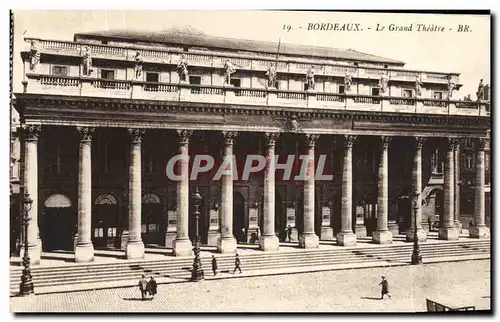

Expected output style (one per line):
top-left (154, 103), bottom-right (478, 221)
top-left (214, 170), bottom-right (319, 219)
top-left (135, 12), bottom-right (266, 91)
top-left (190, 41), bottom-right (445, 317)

top-left (207, 231), bottom-right (220, 246)
top-left (405, 227), bottom-right (427, 242)
top-left (438, 227), bottom-right (459, 240)
top-left (164, 232), bottom-right (177, 248)
top-left (120, 230), bottom-right (129, 251)
top-left (259, 234), bottom-right (280, 251)
top-left (298, 233), bottom-right (319, 249)
top-left (422, 222), bottom-right (430, 234)
top-left (217, 236), bottom-right (237, 254)
top-left (454, 220), bottom-right (463, 234)
top-left (126, 241), bottom-right (145, 260)
top-left (320, 226), bottom-right (334, 241)
top-left (336, 231), bottom-right (357, 246)
top-left (19, 243), bottom-right (41, 265)
top-left (388, 221), bottom-right (400, 236)
top-left (372, 230), bottom-right (393, 244)
top-left (172, 238), bottom-right (193, 257)
top-left (74, 243), bottom-right (94, 263)
top-left (355, 224), bottom-right (367, 238)
top-left (469, 226), bottom-right (490, 239)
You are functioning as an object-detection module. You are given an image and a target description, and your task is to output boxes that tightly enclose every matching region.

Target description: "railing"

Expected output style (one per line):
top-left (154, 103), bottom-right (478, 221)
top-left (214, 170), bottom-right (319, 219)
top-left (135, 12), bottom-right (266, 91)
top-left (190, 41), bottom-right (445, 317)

top-left (277, 91), bottom-right (307, 100)
top-left (40, 76), bottom-right (79, 87)
top-left (390, 98), bottom-right (416, 106)
top-left (25, 37), bottom-right (459, 84)
top-left (91, 79), bottom-right (131, 90)
top-left (423, 100), bottom-right (447, 107)
top-left (317, 93), bottom-right (345, 102)
top-left (22, 74), bottom-right (490, 117)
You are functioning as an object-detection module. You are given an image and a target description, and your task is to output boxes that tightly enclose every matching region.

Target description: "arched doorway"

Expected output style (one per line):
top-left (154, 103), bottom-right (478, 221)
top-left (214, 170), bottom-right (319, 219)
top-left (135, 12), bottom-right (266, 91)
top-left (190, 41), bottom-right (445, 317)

top-left (233, 191), bottom-right (246, 243)
top-left (422, 187), bottom-right (444, 232)
top-left (93, 194), bottom-right (119, 249)
top-left (42, 194), bottom-right (73, 251)
top-left (141, 193), bottom-right (163, 246)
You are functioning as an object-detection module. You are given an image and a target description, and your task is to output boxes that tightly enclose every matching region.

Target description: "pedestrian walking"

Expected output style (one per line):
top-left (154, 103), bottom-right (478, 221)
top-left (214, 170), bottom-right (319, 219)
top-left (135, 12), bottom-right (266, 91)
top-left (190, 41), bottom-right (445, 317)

top-left (287, 225), bottom-right (292, 242)
top-left (379, 276), bottom-right (392, 299)
top-left (212, 255), bottom-right (218, 276)
top-left (233, 253), bottom-right (242, 274)
top-left (138, 274), bottom-right (148, 300)
top-left (147, 276), bottom-right (157, 298)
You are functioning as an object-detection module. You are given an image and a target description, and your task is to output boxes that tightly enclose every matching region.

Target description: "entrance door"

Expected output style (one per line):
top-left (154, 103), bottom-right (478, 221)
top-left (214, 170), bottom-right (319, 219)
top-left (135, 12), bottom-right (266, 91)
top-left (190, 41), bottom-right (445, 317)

top-left (141, 194), bottom-right (163, 246)
top-left (93, 194), bottom-right (119, 249)
top-left (42, 194), bottom-right (73, 251)
top-left (233, 192), bottom-right (246, 243)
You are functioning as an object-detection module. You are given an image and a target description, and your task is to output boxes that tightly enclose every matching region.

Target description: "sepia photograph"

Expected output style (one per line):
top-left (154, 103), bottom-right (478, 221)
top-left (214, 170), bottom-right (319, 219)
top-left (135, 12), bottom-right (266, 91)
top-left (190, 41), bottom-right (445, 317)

top-left (8, 9), bottom-right (491, 313)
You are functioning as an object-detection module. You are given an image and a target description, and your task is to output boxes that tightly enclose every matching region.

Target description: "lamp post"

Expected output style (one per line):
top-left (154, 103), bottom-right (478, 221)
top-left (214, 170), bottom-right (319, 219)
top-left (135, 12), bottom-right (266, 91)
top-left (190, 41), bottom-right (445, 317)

top-left (410, 188), bottom-right (423, 265)
top-left (19, 191), bottom-right (34, 296)
top-left (191, 187), bottom-right (204, 282)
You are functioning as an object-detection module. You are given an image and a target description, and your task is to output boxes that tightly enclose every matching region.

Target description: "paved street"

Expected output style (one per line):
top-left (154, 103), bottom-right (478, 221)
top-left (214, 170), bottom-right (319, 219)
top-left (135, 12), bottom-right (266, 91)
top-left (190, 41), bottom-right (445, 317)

top-left (11, 259), bottom-right (490, 313)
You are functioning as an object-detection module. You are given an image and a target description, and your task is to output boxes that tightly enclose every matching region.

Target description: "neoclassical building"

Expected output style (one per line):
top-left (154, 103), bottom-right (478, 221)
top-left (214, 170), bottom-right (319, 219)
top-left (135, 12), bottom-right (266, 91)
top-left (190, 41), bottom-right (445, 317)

top-left (11, 27), bottom-right (491, 263)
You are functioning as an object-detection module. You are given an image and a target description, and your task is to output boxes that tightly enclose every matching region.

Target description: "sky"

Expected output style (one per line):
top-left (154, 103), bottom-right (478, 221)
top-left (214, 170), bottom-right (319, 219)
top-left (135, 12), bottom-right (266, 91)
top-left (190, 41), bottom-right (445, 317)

top-left (12, 10), bottom-right (490, 98)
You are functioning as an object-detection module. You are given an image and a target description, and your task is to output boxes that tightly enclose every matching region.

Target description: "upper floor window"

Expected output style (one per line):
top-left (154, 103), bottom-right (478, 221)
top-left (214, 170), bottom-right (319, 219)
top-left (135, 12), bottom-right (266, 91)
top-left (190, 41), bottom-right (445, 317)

top-left (52, 65), bottom-right (68, 77)
top-left (464, 138), bottom-right (474, 149)
top-left (338, 85), bottom-right (345, 94)
top-left (101, 69), bottom-right (115, 80)
top-left (485, 152), bottom-right (490, 171)
top-left (371, 87), bottom-right (380, 96)
top-left (146, 72), bottom-right (159, 83)
top-left (402, 89), bottom-right (413, 98)
top-left (189, 75), bottom-right (201, 85)
top-left (230, 78), bottom-right (241, 87)
top-left (433, 91), bottom-right (443, 100)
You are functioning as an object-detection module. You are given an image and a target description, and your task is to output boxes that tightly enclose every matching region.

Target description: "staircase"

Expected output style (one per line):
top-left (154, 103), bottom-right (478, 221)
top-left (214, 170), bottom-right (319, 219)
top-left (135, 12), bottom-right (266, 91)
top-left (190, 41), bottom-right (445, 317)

top-left (10, 239), bottom-right (489, 296)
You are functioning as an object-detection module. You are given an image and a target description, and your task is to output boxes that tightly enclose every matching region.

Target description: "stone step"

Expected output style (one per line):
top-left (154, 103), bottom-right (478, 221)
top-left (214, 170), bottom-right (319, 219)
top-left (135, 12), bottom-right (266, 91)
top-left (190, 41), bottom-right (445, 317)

top-left (10, 240), bottom-right (490, 295)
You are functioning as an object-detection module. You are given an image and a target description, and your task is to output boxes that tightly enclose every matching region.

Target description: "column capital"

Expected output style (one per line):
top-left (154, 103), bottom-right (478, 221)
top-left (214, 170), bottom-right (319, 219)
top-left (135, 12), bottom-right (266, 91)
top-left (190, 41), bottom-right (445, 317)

top-left (344, 135), bottom-right (357, 148)
top-left (380, 136), bottom-right (392, 150)
top-left (177, 130), bottom-right (193, 145)
top-left (222, 131), bottom-right (238, 146)
top-left (447, 137), bottom-right (460, 151)
top-left (476, 138), bottom-right (488, 151)
top-left (77, 127), bottom-right (95, 142)
top-left (305, 134), bottom-right (320, 148)
top-left (22, 124), bottom-right (41, 141)
top-left (414, 136), bottom-right (426, 149)
top-left (265, 132), bottom-right (280, 147)
top-left (128, 128), bottom-right (145, 144)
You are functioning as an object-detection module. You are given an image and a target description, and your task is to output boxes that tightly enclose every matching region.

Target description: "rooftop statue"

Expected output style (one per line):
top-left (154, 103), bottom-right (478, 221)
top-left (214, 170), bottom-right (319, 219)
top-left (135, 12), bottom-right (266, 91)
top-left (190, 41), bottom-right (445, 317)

top-left (28, 40), bottom-right (40, 72)
top-left (81, 45), bottom-right (93, 76)
top-left (344, 70), bottom-right (352, 92)
top-left (223, 59), bottom-right (236, 86)
top-left (379, 74), bottom-right (389, 94)
top-left (306, 66), bottom-right (315, 90)
top-left (265, 63), bottom-right (277, 88)
top-left (415, 75), bottom-right (423, 96)
top-left (476, 79), bottom-right (485, 101)
top-left (177, 54), bottom-right (189, 82)
top-left (134, 51), bottom-right (143, 79)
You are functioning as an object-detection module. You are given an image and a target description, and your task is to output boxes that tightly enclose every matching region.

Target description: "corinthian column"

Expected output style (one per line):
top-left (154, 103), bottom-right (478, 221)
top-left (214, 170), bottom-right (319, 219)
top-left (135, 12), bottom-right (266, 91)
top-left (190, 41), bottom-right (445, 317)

top-left (259, 132), bottom-right (280, 251)
top-left (299, 134), bottom-right (320, 249)
top-left (373, 136), bottom-right (393, 244)
top-left (439, 138), bottom-right (459, 240)
top-left (172, 130), bottom-right (193, 256)
top-left (470, 138), bottom-right (490, 239)
top-left (454, 141), bottom-right (463, 232)
top-left (217, 131), bottom-right (238, 253)
top-left (75, 127), bottom-right (95, 262)
top-left (406, 137), bottom-right (427, 242)
top-left (337, 135), bottom-right (357, 246)
top-left (126, 128), bottom-right (145, 259)
top-left (20, 124), bottom-right (42, 264)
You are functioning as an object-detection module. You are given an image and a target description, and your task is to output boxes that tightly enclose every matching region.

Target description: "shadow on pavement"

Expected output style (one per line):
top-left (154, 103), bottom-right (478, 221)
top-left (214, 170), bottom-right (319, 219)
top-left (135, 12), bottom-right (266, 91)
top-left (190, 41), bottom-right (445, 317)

top-left (361, 296), bottom-right (382, 301)
top-left (123, 297), bottom-right (153, 301)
